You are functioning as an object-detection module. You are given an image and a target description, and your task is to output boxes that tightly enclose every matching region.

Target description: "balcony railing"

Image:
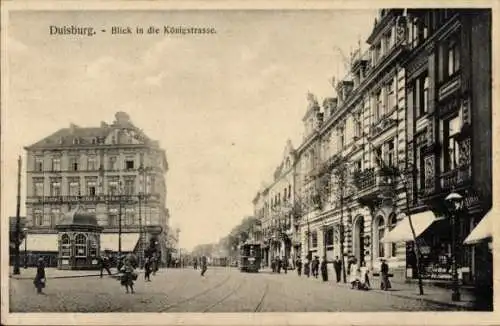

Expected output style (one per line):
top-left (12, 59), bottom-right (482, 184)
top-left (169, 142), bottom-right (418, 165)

top-left (440, 165), bottom-right (472, 192)
top-left (353, 167), bottom-right (396, 200)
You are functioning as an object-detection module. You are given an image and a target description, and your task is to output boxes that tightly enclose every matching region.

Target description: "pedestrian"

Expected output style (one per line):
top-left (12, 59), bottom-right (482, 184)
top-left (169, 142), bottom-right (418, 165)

top-left (276, 257), bottom-right (282, 274)
top-left (200, 255), bottom-right (208, 276)
top-left (120, 258), bottom-right (137, 294)
top-left (349, 258), bottom-right (360, 289)
top-left (271, 258), bottom-right (276, 273)
top-left (295, 257), bottom-right (302, 276)
top-left (283, 257), bottom-right (288, 274)
top-left (100, 253), bottom-right (112, 278)
top-left (333, 256), bottom-right (342, 283)
top-left (144, 257), bottom-right (152, 282)
top-left (312, 256), bottom-right (320, 278)
top-left (320, 257), bottom-right (328, 282)
top-left (304, 258), bottom-right (310, 278)
top-left (359, 261), bottom-right (370, 290)
top-left (380, 259), bottom-right (391, 291)
top-left (193, 258), bottom-right (198, 270)
top-left (33, 257), bottom-right (46, 295)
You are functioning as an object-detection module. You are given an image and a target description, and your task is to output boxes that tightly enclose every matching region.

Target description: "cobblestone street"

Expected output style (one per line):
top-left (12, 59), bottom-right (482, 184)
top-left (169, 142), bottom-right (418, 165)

top-left (9, 267), bottom-right (468, 312)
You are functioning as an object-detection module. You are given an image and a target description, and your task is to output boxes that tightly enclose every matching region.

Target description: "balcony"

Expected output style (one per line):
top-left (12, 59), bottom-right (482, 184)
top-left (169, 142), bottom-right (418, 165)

top-left (369, 113), bottom-right (398, 139)
top-left (440, 165), bottom-right (472, 192)
top-left (353, 167), bottom-right (396, 204)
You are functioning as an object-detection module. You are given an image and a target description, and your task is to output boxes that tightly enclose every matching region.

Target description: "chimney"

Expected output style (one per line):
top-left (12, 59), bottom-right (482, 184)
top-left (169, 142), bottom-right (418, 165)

top-left (69, 123), bottom-right (79, 134)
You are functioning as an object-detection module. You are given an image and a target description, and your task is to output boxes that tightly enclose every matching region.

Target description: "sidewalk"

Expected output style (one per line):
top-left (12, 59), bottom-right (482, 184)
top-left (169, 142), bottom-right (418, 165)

top-left (264, 267), bottom-right (476, 310)
top-left (9, 267), bottom-right (148, 280)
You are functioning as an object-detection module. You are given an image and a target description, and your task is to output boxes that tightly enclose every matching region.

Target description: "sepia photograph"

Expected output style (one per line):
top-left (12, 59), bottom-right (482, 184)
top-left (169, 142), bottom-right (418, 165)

top-left (1, 1), bottom-right (496, 325)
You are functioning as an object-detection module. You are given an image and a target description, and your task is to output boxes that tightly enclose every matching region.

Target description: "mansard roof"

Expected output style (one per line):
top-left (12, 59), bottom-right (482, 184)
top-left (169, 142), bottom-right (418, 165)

top-left (24, 112), bottom-right (154, 150)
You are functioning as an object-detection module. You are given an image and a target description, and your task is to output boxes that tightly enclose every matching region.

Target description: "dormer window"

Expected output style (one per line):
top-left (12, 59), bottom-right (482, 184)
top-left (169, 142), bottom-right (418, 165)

top-left (91, 137), bottom-right (97, 144)
top-left (73, 137), bottom-right (80, 145)
top-left (58, 137), bottom-right (64, 144)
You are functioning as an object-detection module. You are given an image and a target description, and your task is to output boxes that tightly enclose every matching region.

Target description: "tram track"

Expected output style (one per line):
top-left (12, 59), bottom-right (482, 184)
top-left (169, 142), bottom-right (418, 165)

top-left (254, 282), bottom-right (269, 312)
top-left (161, 274), bottom-right (232, 311)
top-left (202, 279), bottom-right (247, 312)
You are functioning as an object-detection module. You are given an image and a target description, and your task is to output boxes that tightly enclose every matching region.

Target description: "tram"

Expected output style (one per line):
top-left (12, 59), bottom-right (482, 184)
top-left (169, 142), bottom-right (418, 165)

top-left (238, 242), bottom-right (261, 273)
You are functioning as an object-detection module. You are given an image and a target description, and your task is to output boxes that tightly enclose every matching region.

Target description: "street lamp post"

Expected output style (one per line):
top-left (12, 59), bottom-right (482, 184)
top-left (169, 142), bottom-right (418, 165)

top-left (23, 227), bottom-right (28, 269)
top-left (445, 192), bottom-right (464, 302)
top-left (118, 180), bottom-right (123, 256)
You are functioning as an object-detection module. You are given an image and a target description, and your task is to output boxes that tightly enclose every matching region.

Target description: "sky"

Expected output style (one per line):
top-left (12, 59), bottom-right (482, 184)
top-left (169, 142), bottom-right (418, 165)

top-left (3, 9), bottom-right (377, 251)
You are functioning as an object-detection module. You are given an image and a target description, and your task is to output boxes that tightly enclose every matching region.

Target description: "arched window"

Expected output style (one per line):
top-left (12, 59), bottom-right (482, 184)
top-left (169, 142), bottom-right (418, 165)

top-left (311, 230), bottom-right (318, 248)
top-left (389, 214), bottom-right (398, 257)
top-left (75, 233), bottom-right (87, 257)
top-left (61, 234), bottom-right (71, 257)
top-left (377, 217), bottom-right (385, 258)
top-left (88, 234), bottom-right (98, 257)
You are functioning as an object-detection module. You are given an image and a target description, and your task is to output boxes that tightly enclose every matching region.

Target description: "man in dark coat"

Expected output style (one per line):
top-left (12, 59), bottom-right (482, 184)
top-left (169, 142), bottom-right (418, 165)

top-left (312, 256), bottom-right (320, 278)
top-left (200, 255), bottom-right (208, 276)
top-left (295, 257), bottom-right (302, 276)
top-left (333, 256), bottom-right (342, 283)
top-left (320, 257), bottom-right (328, 282)
top-left (283, 257), bottom-right (288, 274)
top-left (100, 254), bottom-right (112, 278)
top-left (276, 257), bottom-right (282, 274)
top-left (380, 259), bottom-right (391, 290)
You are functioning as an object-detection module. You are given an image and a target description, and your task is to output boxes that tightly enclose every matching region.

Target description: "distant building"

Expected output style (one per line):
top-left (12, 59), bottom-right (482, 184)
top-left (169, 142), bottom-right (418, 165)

top-left (24, 112), bottom-right (171, 266)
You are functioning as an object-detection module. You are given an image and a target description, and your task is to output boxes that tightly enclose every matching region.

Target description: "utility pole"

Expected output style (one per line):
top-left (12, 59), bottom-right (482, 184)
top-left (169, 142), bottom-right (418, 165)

top-left (13, 156), bottom-right (22, 275)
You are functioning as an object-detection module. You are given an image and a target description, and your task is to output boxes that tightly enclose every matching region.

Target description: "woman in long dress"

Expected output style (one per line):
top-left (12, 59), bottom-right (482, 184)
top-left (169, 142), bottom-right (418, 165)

top-left (349, 259), bottom-right (360, 289)
top-left (359, 261), bottom-right (371, 290)
top-left (33, 258), bottom-right (46, 294)
top-left (120, 258), bottom-right (136, 294)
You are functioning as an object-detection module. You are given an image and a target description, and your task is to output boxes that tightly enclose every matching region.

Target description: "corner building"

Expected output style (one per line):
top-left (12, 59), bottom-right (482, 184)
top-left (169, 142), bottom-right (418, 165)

top-left (24, 112), bottom-right (171, 266)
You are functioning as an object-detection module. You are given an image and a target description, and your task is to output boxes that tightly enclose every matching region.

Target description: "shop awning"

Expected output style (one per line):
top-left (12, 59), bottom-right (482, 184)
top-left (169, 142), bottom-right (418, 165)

top-left (464, 209), bottom-right (493, 245)
top-left (382, 211), bottom-right (444, 243)
top-left (100, 233), bottom-right (140, 252)
top-left (26, 234), bottom-right (58, 252)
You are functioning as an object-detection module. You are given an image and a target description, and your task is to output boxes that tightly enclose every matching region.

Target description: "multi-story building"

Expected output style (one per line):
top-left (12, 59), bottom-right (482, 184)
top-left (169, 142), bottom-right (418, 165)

top-left (24, 112), bottom-right (171, 266)
top-left (402, 9), bottom-right (492, 285)
top-left (252, 8), bottom-right (492, 287)
top-left (253, 140), bottom-right (299, 267)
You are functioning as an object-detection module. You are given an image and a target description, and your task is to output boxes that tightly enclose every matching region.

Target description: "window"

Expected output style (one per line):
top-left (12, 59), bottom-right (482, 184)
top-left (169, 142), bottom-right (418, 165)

top-left (124, 178), bottom-right (135, 195)
top-left (86, 179), bottom-right (97, 196)
top-left (108, 156), bottom-right (117, 170)
top-left (283, 188), bottom-right (287, 202)
top-left (125, 208), bottom-right (135, 225)
top-left (422, 76), bottom-right (429, 116)
top-left (384, 139), bottom-right (395, 167)
top-left (325, 226), bottom-right (334, 247)
top-left (354, 113), bottom-right (362, 138)
top-left (311, 231), bottom-right (318, 248)
top-left (389, 214), bottom-right (398, 257)
top-left (125, 159), bottom-right (135, 170)
top-left (69, 157), bottom-right (79, 171)
top-left (52, 158), bottom-right (61, 171)
top-left (73, 137), bottom-right (80, 145)
top-left (68, 180), bottom-right (80, 196)
top-left (375, 90), bottom-right (383, 121)
top-left (33, 180), bottom-right (44, 197)
top-left (108, 179), bottom-right (119, 195)
top-left (34, 209), bottom-right (43, 226)
top-left (353, 160), bottom-right (362, 172)
top-left (288, 185), bottom-right (292, 199)
top-left (340, 128), bottom-right (345, 148)
top-left (447, 40), bottom-right (460, 76)
top-left (443, 115), bottom-right (461, 171)
top-left (75, 233), bottom-right (87, 257)
top-left (147, 175), bottom-right (156, 193)
top-left (108, 209), bottom-right (118, 226)
top-left (386, 79), bottom-right (395, 111)
top-left (50, 209), bottom-right (60, 226)
top-left (35, 157), bottom-right (43, 172)
top-left (88, 234), bottom-right (98, 257)
top-left (60, 234), bottom-right (71, 257)
top-left (377, 217), bottom-right (385, 258)
top-left (87, 156), bottom-right (97, 170)
top-left (415, 132), bottom-right (427, 194)
top-left (50, 181), bottom-right (61, 196)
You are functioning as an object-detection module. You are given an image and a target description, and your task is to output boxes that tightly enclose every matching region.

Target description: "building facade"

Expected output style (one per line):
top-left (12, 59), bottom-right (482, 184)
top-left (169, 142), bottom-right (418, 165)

top-left (24, 112), bottom-right (171, 265)
top-left (253, 140), bottom-right (299, 267)
top-left (252, 8), bottom-right (491, 286)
